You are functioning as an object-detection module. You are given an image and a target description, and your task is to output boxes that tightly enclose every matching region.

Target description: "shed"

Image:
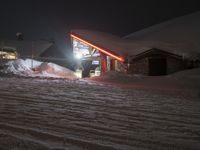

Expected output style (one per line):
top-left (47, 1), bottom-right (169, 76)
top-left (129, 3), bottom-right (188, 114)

top-left (128, 48), bottom-right (185, 76)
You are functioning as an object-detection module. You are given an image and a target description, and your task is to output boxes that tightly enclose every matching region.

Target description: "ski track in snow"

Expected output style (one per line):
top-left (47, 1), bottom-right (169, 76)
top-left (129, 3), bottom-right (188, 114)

top-left (0, 77), bottom-right (200, 150)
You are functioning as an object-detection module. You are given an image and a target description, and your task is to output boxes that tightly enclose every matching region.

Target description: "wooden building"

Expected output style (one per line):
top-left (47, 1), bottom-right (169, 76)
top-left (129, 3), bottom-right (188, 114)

top-left (128, 48), bottom-right (185, 76)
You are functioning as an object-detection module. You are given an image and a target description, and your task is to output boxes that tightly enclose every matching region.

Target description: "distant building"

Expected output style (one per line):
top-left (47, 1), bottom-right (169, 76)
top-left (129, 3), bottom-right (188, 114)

top-left (70, 11), bottom-right (200, 77)
top-left (0, 47), bottom-right (18, 60)
top-left (0, 39), bottom-right (53, 59)
top-left (0, 39), bottom-right (69, 67)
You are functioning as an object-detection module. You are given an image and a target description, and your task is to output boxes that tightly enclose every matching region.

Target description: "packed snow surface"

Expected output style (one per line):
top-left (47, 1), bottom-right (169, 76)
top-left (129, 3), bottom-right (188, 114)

top-left (0, 59), bottom-right (77, 79)
top-left (0, 68), bottom-right (200, 149)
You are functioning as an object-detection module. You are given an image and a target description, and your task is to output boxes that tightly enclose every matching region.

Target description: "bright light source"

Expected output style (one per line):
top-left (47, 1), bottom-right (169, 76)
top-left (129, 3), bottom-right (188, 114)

top-left (75, 69), bottom-right (82, 78)
top-left (75, 53), bottom-right (82, 59)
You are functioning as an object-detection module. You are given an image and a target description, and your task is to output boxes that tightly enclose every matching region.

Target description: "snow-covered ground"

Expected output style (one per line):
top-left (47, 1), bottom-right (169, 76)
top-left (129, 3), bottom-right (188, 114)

top-left (0, 68), bottom-right (200, 150)
top-left (90, 69), bottom-right (200, 93)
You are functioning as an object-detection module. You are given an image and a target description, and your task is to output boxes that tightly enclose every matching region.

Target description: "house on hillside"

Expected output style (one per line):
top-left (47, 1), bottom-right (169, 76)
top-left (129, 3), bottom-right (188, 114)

top-left (70, 12), bottom-right (200, 77)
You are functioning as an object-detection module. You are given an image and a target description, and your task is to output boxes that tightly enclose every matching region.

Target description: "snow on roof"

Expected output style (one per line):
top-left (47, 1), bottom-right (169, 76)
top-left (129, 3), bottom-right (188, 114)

top-left (71, 29), bottom-right (149, 57)
top-left (124, 11), bottom-right (200, 59)
top-left (72, 12), bottom-right (200, 59)
top-left (0, 39), bottom-right (53, 57)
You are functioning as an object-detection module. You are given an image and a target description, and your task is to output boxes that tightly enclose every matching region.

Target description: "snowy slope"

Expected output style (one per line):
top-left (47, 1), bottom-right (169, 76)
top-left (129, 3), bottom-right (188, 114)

top-left (0, 59), bottom-right (77, 79)
top-left (125, 11), bottom-right (200, 58)
top-left (125, 11), bottom-right (200, 41)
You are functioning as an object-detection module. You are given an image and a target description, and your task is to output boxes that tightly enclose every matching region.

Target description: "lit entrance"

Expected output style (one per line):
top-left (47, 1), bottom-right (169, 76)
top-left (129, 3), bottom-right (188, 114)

top-left (149, 57), bottom-right (167, 76)
top-left (71, 33), bottom-right (124, 78)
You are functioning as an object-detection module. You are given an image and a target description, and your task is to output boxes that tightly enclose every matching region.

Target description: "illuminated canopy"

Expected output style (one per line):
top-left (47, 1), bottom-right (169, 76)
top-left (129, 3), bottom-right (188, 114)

top-left (71, 34), bottom-right (124, 62)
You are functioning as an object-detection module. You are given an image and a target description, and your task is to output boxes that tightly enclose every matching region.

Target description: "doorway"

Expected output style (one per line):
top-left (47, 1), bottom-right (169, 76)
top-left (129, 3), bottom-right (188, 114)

top-left (148, 57), bottom-right (167, 76)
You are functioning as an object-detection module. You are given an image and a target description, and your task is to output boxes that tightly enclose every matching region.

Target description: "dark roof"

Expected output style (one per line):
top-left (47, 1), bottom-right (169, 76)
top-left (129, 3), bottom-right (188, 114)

top-left (131, 48), bottom-right (183, 62)
top-left (0, 39), bottom-right (53, 57)
top-left (40, 43), bottom-right (63, 58)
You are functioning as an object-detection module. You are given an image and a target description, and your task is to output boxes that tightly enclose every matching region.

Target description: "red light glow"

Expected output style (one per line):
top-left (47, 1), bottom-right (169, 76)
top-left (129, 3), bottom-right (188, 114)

top-left (70, 34), bottom-right (124, 62)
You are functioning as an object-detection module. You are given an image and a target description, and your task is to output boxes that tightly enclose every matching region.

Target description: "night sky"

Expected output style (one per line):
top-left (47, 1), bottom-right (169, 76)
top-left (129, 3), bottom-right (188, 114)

top-left (0, 0), bottom-right (199, 55)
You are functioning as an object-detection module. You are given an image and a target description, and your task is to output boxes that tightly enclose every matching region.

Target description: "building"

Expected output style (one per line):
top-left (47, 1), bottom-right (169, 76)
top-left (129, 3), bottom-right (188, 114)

top-left (0, 39), bottom-right (71, 68)
top-left (128, 48), bottom-right (185, 76)
top-left (0, 47), bottom-right (18, 60)
top-left (0, 39), bottom-right (53, 59)
top-left (70, 30), bottom-right (127, 77)
top-left (70, 11), bottom-right (200, 77)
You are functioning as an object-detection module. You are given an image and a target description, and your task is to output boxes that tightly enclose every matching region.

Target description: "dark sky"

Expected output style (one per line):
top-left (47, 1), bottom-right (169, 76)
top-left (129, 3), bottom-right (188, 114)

top-left (0, 0), bottom-right (199, 54)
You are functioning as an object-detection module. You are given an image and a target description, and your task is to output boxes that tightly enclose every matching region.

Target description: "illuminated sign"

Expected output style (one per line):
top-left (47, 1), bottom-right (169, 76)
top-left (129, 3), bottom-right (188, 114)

top-left (92, 60), bottom-right (100, 65)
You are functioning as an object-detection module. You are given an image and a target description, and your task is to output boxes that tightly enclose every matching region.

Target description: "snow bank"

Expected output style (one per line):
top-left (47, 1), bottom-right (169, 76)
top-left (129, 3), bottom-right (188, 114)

top-left (0, 59), bottom-right (77, 79)
top-left (35, 62), bottom-right (77, 78)
top-left (91, 71), bottom-right (145, 83)
top-left (170, 68), bottom-right (200, 79)
top-left (2, 59), bottom-right (42, 75)
top-left (168, 68), bottom-right (200, 87)
top-left (90, 69), bottom-right (200, 90)
top-left (92, 68), bottom-right (200, 83)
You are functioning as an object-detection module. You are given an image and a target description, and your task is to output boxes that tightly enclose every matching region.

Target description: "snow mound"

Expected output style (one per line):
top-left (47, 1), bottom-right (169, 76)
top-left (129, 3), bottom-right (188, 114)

top-left (93, 68), bottom-right (200, 83)
top-left (3, 59), bottom-right (32, 74)
top-left (0, 59), bottom-right (77, 79)
top-left (90, 69), bottom-right (200, 90)
top-left (2, 59), bottom-right (42, 75)
top-left (170, 67), bottom-right (200, 79)
top-left (36, 62), bottom-right (77, 78)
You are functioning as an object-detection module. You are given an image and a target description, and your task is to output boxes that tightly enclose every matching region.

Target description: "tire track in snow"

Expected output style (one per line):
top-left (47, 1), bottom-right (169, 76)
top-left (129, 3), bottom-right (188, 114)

top-left (0, 123), bottom-right (117, 150)
top-left (0, 78), bottom-right (200, 150)
top-left (0, 95), bottom-right (200, 150)
top-left (1, 94), bottom-right (200, 127)
top-left (1, 94), bottom-right (200, 132)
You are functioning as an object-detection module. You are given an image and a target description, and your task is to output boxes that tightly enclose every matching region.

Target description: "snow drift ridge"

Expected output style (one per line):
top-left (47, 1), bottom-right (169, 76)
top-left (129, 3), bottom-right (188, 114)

top-left (0, 59), bottom-right (77, 79)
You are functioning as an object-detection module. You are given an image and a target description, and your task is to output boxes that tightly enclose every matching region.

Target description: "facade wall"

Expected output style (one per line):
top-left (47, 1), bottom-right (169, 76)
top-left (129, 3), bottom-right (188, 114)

top-left (128, 58), bottom-right (149, 75)
top-left (128, 56), bottom-right (184, 75)
top-left (167, 56), bottom-right (184, 74)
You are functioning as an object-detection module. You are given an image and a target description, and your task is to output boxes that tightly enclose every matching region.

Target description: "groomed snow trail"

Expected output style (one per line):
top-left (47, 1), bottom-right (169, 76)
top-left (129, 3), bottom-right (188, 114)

top-left (0, 77), bottom-right (200, 150)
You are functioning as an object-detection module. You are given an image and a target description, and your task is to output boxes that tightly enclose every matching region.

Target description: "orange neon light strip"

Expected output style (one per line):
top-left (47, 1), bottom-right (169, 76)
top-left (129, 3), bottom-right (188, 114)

top-left (70, 34), bottom-right (124, 62)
